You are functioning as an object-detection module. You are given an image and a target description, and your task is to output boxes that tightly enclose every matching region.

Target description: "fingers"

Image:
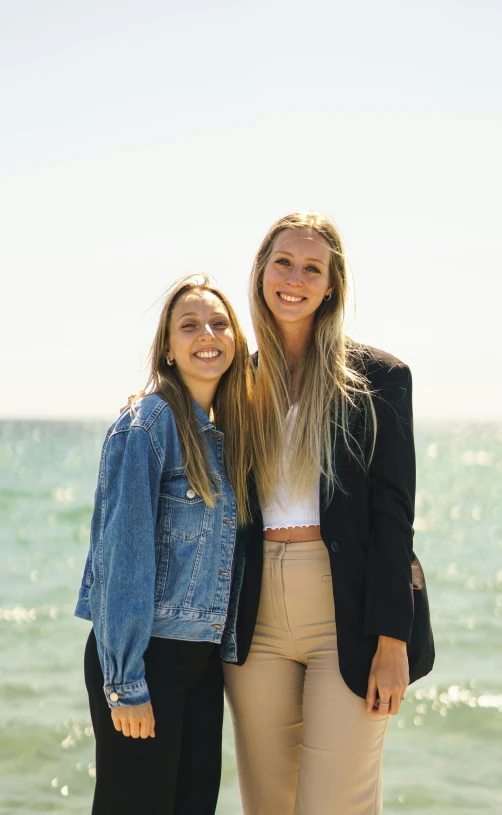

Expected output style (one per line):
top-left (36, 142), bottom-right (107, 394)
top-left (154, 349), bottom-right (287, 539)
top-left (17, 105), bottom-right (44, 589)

top-left (376, 698), bottom-right (390, 717)
top-left (366, 673), bottom-right (377, 712)
top-left (140, 714), bottom-right (155, 739)
top-left (119, 390), bottom-right (147, 414)
top-left (120, 390), bottom-right (146, 414)
top-left (368, 645), bottom-right (409, 716)
top-left (119, 395), bottom-right (137, 414)
top-left (397, 685), bottom-right (407, 713)
top-left (371, 688), bottom-right (407, 717)
top-left (389, 689), bottom-right (404, 716)
top-left (366, 675), bottom-right (408, 717)
top-left (383, 688), bottom-right (405, 716)
top-left (110, 702), bottom-right (155, 739)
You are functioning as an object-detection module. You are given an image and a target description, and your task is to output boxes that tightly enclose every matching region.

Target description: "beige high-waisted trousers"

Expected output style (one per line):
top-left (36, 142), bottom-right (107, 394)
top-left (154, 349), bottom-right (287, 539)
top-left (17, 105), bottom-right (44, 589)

top-left (223, 539), bottom-right (389, 815)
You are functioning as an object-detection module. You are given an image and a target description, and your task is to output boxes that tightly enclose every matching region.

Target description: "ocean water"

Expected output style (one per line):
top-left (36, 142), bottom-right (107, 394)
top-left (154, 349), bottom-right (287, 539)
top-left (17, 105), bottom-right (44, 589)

top-left (0, 419), bottom-right (501, 815)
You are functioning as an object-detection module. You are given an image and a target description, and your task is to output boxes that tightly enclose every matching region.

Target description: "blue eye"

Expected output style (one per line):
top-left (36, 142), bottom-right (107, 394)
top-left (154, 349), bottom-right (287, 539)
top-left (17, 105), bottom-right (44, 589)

top-left (275, 258), bottom-right (290, 266)
top-left (306, 265), bottom-right (321, 274)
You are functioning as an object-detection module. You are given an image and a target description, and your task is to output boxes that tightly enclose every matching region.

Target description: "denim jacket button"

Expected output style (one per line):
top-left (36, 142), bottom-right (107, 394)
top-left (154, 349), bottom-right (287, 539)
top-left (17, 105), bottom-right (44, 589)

top-left (186, 488), bottom-right (195, 499)
top-left (330, 541), bottom-right (339, 553)
top-left (109, 692), bottom-right (119, 702)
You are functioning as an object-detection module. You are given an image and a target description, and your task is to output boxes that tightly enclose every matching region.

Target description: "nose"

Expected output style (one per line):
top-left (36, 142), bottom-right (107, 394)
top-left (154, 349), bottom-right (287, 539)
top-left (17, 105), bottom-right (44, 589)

top-left (199, 323), bottom-right (215, 341)
top-left (285, 263), bottom-right (303, 286)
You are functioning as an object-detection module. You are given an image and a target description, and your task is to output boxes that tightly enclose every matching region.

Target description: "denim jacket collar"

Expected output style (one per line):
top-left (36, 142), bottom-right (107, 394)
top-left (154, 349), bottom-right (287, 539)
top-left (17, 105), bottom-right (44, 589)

top-left (193, 399), bottom-right (223, 436)
top-left (193, 399), bottom-right (214, 431)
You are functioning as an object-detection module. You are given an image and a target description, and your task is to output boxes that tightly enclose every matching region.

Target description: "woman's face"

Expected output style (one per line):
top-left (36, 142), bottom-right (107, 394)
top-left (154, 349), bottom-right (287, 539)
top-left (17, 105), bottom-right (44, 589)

top-left (262, 228), bottom-right (333, 333)
top-left (167, 289), bottom-right (236, 394)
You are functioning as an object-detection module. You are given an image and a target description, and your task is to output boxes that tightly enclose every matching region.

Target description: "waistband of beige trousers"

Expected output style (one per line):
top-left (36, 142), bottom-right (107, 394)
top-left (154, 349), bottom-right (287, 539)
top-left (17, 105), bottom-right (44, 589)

top-left (263, 539), bottom-right (329, 559)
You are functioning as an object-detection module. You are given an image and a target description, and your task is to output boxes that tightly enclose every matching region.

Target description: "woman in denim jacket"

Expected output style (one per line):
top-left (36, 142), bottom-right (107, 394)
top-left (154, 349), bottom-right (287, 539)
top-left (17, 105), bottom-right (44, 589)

top-left (75, 274), bottom-right (251, 815)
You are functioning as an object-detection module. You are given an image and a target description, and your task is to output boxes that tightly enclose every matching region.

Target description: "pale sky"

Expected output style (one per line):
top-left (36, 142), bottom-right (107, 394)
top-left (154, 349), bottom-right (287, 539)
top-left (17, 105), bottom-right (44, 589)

top-left (1, 0), bottom-right (501, 420)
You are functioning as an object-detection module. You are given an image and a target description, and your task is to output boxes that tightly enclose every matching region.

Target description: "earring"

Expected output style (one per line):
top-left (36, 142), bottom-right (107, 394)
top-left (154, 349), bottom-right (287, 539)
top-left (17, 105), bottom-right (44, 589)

top-left (324, 292), bottom-right (332, 301)
top-left (166, 357), bottom-right (174, 367)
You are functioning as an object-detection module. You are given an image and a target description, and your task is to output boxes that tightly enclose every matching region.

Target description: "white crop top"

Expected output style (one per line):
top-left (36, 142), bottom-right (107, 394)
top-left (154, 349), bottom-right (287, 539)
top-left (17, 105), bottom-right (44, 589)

top-left (261, 405), bottom-right (320, 531)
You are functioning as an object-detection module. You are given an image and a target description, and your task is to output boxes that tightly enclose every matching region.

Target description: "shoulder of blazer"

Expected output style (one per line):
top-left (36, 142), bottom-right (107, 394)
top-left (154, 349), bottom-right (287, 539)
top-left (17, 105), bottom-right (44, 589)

top-left (345, 341), bottom-right (412, 406)
top-left (346, 340), bottom-right (409, 376)
top-left (251, 344), bottom-right (411, 389)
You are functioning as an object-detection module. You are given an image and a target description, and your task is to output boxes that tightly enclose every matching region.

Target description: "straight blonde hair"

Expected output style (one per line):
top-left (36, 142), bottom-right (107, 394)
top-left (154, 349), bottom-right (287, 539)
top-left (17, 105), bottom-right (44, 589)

top-left (249, 212), bottom-right (376, 506)
top-left (144, 274), bottom-right (252, 525)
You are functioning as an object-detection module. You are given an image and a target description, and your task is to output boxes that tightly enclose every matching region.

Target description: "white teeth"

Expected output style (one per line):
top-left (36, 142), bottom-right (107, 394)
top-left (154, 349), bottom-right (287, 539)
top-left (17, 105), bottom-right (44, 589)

top-left (195, 350), bottom-right (220, 359)
top-left (279, 292), bottom-right (304, 303)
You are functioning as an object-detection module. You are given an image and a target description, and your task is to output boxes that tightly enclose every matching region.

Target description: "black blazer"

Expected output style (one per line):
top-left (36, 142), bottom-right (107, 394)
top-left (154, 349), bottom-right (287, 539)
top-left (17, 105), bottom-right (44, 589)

top-left (234, 344), bottom-right (435, 699)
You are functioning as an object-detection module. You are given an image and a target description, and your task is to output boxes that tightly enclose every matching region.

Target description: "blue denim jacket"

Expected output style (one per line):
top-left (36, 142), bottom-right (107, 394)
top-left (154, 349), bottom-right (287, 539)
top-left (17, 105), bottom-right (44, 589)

top-left (75, 394), bottom-right (244, 709)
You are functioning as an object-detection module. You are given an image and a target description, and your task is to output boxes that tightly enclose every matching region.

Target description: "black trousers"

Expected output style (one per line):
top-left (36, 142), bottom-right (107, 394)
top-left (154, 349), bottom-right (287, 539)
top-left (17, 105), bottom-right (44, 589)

top-left (84, 629), bottom-right (224, 815)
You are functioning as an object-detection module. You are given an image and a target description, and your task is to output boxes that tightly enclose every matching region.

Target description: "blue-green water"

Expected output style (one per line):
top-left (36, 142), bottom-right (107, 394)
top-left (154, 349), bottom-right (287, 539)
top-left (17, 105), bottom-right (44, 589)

top-left (1, 420), bottom-right (501, 814)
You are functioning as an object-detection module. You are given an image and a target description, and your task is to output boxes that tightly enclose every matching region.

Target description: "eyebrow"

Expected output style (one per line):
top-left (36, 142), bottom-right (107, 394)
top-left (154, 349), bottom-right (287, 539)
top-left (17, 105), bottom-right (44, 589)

top-left (272, 250), bottom-right (327, 266)
top-left (176, 310), bottom-right (228, 320)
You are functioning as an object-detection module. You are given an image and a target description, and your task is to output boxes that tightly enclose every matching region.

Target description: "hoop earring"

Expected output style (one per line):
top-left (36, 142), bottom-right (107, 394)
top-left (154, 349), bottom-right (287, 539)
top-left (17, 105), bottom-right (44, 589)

top-left (166, 357), bottom-right (174, 367)
top-left (324, 292), bottom-right (332, 301)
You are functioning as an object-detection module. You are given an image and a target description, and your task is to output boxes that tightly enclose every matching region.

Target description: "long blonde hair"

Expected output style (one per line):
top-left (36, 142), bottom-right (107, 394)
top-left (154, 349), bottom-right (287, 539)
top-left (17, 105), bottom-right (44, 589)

top-left (145, 274), bottom-right (252, 524)
top-left (249, 212), bottom-right (376, 505)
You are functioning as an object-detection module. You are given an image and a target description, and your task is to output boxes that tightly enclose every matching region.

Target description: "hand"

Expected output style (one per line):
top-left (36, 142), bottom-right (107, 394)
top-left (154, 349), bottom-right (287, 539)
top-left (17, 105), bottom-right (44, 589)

top-left (366, 636), bottom-right (409, 716)
top-left (119, 390), bottom-right (146, 414)
top-left (111, 701), bottom-right (155, 739)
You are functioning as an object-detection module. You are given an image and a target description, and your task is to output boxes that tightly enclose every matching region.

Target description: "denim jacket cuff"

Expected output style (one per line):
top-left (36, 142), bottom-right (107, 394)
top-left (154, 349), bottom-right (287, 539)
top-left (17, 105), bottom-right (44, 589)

top-left (104, 678), bottom-right (150, 709)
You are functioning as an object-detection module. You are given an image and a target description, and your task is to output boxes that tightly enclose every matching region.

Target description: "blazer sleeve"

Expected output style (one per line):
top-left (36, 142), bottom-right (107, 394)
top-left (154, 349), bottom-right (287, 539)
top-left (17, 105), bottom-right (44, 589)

top-left (364, 361), bottom-right (416, 643)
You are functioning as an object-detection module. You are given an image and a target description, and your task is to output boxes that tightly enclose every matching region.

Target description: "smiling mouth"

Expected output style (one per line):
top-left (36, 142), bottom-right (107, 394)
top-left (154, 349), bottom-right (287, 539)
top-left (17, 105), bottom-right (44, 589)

top-left (193, 349), bottom-right (221, 360)
top-left (277, 292), bottom-right (306, 304)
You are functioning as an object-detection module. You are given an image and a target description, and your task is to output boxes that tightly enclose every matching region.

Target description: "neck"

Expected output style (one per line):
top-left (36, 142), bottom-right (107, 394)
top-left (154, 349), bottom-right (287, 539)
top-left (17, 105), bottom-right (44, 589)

top-left (188, 383), bottom-right (218, 417)
top-left (278, 319), bottom-right (313, 370)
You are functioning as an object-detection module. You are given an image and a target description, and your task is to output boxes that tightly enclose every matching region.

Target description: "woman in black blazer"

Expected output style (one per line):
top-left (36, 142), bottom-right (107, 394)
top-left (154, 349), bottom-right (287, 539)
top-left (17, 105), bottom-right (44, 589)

top-left (223, 212), bottom-right (434, 815)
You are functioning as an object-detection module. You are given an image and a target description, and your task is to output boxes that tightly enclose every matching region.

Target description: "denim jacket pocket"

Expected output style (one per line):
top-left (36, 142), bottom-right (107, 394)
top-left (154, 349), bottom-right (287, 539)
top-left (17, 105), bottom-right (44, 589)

top-left (162, 474), bottom-right (212, 541)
